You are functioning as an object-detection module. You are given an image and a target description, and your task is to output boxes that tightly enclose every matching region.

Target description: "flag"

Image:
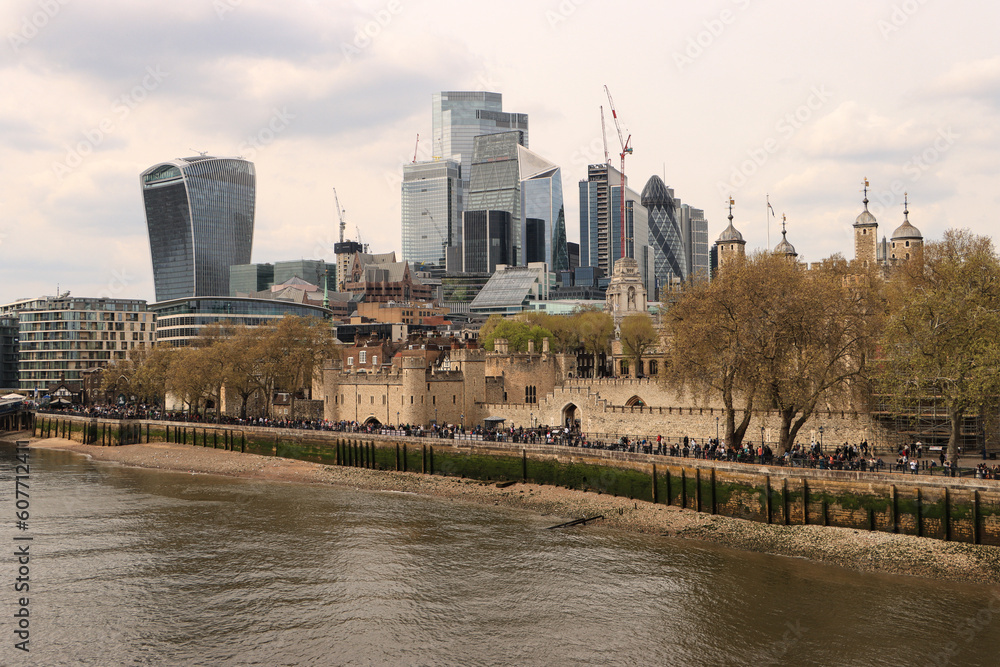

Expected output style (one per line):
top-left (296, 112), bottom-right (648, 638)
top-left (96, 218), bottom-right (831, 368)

top-left (767, 197), bottom-right (776, 217)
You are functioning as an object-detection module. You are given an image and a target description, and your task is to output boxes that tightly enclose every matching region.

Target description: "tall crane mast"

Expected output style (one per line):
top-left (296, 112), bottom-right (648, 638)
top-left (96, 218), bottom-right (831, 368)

top-left (604, 85), bottom-right (632, 260)
top-left (333, 187), bottom-right (346, 243)
top-left (412, 133), bottom-right (419, 163)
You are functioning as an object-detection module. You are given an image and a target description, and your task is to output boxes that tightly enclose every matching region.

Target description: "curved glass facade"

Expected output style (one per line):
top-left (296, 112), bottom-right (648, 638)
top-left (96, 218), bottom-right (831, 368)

top-left (141, 156), bottom-right (256, 302)
top-left (150, 297), bottom-right (332, 347)
top-left (641, 175), bottom-right (687, 285)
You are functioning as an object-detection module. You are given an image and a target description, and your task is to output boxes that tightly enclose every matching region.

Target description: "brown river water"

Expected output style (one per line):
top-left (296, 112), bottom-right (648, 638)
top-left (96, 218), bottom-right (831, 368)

top-left (1, 442), bottom-right (998, 666)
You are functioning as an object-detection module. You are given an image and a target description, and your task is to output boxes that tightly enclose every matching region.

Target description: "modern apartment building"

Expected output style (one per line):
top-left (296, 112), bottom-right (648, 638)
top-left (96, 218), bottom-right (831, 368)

top-left (1, 295), bottom-right (152, 393)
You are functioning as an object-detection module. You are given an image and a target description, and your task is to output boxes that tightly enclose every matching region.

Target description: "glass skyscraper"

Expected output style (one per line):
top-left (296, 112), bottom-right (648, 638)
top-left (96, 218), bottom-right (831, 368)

top-left (467, 132), bottom-right (525, 262)
top-left (432, 91), bottom-right (529, 208)
top-left (641, 175), bottom-right (687, 287)
top-left (467, 133), bottom-right (565, 269)
top-left (400, 159), bottom-right (461, 278)
top-left (678, 203), bottom-right (710, 282)
top-left (140, 156), bottom-right (256, 302)
top-left (520, 147), bottom-right (566, 272)
top-left (579, 164), bottom-right (651, 292)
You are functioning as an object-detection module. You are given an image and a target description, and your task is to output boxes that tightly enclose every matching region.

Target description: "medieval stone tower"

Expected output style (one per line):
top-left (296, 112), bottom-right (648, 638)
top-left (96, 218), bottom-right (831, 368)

top-left (889, 193), bottom-right (924, 265)
top-left (853, 179), bottom-right (878, 268)
top-left (715, 197), bottom-right (746, 270)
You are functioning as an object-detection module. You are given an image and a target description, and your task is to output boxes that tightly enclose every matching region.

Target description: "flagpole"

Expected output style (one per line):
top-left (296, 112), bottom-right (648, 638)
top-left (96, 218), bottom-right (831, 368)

top-left (766, 194), bottom-right (770, 249)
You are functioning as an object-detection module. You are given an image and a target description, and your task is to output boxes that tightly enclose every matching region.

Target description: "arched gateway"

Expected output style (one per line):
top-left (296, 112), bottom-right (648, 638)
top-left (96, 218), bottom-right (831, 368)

top-left (562, 403), bottom-right (579, 428)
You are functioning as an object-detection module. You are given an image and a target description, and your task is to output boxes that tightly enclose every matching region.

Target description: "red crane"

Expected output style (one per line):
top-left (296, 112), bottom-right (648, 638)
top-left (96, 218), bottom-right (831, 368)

top-left (604, 85), bottom-right (632, 259)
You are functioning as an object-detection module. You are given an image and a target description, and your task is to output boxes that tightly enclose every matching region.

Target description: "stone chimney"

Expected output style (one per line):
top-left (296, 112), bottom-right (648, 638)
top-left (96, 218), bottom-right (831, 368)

top-left (527, 340), bottom-right (535, 354)
top-left (542, 337), bottom-right (550, 354)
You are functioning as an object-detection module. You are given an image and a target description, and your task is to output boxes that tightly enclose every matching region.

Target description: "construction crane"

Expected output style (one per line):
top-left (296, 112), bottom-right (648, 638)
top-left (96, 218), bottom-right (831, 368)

top-left (604, 84), bottom-right (632, 259)
top-left (412, 133), bottom-right (419, 163)
top-left (356, 225), bottom-right (368, 253)
top-left (333, 187), bottom-right (347, 243)
top-left (600, 106), bottom-right (610, 166)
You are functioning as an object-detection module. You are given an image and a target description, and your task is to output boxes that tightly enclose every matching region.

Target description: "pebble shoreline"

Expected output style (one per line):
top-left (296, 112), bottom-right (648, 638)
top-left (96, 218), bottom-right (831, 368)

top-left (27, 437), bottom-right (1000, 586)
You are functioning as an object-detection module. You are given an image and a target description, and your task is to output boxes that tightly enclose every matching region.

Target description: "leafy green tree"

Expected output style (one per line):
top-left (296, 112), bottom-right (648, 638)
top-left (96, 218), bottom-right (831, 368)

top-left (480, 317), bottom-right (553, 352)
top-left (878, 230), bottom-right (1000, 465)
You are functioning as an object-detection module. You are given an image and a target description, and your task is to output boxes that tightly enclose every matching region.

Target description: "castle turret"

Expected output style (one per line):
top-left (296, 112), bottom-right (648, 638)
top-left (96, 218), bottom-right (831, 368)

top-left (715, 197), bottom-right (746, 270)
top-left (773, 214), bottom-right (798, 261)
top-left (854, 178), bottom-right (878, 268)
top-left (890, 192), bottom-right (923, 264)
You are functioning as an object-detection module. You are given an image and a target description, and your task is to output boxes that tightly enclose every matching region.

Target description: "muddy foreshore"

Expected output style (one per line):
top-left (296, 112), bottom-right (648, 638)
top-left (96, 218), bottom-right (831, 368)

top-left (20, 436), bottom-right (1000, 586)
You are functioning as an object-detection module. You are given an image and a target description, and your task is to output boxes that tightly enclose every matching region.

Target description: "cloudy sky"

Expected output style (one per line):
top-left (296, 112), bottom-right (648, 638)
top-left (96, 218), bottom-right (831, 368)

top-left (1, 0), bottom-right (997, 303)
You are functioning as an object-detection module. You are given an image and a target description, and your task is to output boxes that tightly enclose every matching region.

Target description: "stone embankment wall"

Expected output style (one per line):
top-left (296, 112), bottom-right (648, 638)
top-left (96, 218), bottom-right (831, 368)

top-left (30, 413), bottom-right (1000, 547)
top-left (482, 378), bottom-right (893, 449)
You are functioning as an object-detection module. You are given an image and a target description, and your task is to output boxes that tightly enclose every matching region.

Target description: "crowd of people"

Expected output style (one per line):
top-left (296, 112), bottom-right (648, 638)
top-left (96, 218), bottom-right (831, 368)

top-left (33, 404), bottom-right (999, 480)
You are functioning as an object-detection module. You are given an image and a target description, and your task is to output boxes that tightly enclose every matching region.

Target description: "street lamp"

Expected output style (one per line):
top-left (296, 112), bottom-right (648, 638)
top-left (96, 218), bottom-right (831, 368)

top-left (716, 416), bottom-right (720, 443)
top-left (434, 407), bottom-right (438, 427)
top-left (760, 425), bottom-right (765, 446)
top-left (460, 413), bottom-right (464, 432)
top-left (819, 425), bottom-right (824, 450)
top-left (396, 411), bottom-right (400, 429)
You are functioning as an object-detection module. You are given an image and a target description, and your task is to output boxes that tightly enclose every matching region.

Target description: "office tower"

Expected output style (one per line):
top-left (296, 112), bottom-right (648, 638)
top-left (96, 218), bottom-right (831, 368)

top-left (401, 160), bottom-right (461, 278)
top-left (579, 163), bottom-right (651, 292)
top-left (462, 210), bottom-right (513, 274)
top-left (141, 156), bottom-right (255, 302)
top-left (467, 132), bottom-right (524, 261)
top-left (520, 149), bottom-right (565, 271)
top-left (467, 132), bottom-right (565, 268)
top-left (230, 263), bottom-right (274, 296)
top-left (678, 203), bottom-right (709, 282)
top-left (273, 260), bottom-right (327, 287)
top-left (567, 242), bottom-right (580, 270)
top-left (641, 175), bottom-right (687, 288)
top-left (524, 219), bottom-right (546, 264)
top-left (432, 91), bottom-right (529, 206)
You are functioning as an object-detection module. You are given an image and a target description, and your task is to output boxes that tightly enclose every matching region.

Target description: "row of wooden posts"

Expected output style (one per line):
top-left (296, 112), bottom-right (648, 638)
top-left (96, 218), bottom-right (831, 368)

top-left (650, 464), bottom-right (983, 544)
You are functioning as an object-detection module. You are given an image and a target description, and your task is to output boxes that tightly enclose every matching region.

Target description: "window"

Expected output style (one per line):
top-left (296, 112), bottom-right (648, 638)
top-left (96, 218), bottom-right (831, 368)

top-left (649, 360), bottom-right (659, 376)
top-left (359, 350), bottom-right (366, 363)
top-left (372, 355), bottom-right (377, 366)
top-left (347, 356), bottom-right (354, 366)
top-left (525, 386), bottom-right (537, 404)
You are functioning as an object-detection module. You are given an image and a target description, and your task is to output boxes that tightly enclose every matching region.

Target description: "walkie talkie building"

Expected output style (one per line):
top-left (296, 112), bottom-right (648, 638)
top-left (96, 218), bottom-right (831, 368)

top-left (140, 156), bottom-right (255, 302)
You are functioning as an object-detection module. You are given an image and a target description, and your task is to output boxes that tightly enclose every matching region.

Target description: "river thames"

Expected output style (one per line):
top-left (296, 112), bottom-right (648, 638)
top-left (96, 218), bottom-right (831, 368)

top-left (1, 442), bottom-right (998, 666)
